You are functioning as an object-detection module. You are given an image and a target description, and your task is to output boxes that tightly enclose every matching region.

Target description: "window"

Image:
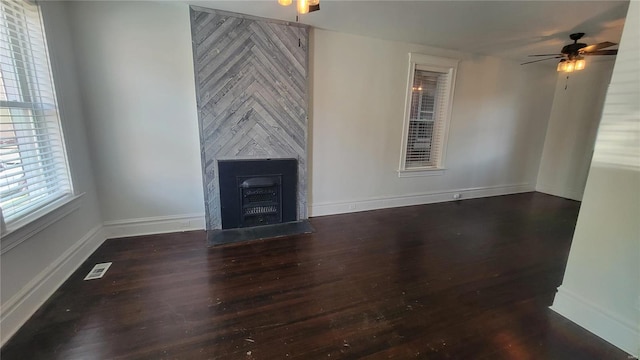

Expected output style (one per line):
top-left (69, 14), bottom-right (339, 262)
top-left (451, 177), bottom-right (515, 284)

top-left (0, 0), bottom-right (72, 230)
top-left (399, 53), bottom-right (457, 176)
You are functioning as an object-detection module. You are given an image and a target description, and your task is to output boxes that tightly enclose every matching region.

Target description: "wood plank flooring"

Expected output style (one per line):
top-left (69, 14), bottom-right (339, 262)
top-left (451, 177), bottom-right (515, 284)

top-left (1, 192), bottom-right (631, 359)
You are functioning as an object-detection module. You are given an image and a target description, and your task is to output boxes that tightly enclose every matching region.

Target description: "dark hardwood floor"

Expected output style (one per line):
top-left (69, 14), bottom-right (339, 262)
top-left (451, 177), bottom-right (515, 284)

top-left (2, 193), bottom-right (631, 359)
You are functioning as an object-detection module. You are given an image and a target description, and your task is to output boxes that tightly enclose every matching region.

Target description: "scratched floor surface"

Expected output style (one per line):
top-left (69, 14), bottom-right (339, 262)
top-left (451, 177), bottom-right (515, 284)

top-left (1, 192), bottom-right (631, 359)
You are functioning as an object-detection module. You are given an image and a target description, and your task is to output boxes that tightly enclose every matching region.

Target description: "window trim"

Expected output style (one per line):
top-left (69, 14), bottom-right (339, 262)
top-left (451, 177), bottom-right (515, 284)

top-left (398, 53), bottom-right (458, 177)
top-left (0, 0), bottom-right (75, 229)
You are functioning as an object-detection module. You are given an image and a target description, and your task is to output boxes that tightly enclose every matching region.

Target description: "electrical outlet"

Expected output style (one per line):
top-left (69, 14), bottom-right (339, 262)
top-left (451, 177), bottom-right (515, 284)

top-left (453, 193), bottom-right (462, 200)
top-left (348, 204), bottom-right (356, 210)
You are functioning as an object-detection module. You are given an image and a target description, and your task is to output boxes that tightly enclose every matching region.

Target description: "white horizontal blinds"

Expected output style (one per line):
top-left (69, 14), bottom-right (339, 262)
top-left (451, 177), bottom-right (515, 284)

top-left (0, 0), bottom-right (71, 223)
top-left (591, 8), bottom-right (640, 171)
top-left (405, 67), bottom-right (449, 169)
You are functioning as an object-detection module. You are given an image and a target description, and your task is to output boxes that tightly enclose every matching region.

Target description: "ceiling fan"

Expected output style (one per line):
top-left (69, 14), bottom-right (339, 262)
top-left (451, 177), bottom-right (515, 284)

top-left (521, 33), bottom-right (618, 72)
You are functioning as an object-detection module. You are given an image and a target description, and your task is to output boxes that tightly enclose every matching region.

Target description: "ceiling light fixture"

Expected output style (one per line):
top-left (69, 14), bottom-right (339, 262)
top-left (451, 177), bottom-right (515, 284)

top-left (278, 0), bottom-right (319, 15)
top-left (565, 61), bottom-right (575, 73)
top-left (297, 0), bottom-right (309, 14)
top-left (556, 57), bottom-right (586, 73)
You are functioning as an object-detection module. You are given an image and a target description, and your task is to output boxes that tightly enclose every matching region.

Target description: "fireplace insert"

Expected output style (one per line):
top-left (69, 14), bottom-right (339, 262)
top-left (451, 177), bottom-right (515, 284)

top-left (239, 176), bottom-right (281, 227)
top-left (218, 159), bottom-right (297, 229)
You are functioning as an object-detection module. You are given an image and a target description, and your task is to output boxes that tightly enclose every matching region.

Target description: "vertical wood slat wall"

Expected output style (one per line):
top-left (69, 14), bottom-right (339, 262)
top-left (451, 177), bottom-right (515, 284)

top-left (190, 7), bottom-right (309, 229)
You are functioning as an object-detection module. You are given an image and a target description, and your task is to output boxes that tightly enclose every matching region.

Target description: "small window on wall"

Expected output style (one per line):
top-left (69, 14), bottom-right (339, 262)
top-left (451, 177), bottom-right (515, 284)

top-left (399, 53), bottom-right (458, 177)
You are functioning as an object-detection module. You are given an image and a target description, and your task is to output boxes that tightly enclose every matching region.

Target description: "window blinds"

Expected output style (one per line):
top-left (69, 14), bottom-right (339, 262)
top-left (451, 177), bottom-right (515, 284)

top-left (404, 68), bottom-right (450, 169)
top-left (0, 0), bottom-right (71, 224)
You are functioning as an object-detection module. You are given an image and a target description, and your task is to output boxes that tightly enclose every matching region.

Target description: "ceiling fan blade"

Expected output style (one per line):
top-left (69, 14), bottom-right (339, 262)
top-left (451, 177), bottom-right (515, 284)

top-left (584, 49), bottom-right (618, 56)
top-left (581, 41), bottom-right (617, 53)
top-left (521, 56), bottom-right (562, 65)
top-left (528, 54), bottom-right (563, 57)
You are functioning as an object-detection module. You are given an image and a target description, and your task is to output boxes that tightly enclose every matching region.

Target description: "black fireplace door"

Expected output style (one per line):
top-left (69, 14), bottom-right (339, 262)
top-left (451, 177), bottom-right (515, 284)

top-left (218, 159), bottom-right (297, 229)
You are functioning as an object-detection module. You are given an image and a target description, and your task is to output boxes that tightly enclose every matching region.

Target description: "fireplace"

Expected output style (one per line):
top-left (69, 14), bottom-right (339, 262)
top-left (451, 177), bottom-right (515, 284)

top-left (218, 159), bottom-right (297, 229)
top-left (191, 8), bottom-right (309, 233)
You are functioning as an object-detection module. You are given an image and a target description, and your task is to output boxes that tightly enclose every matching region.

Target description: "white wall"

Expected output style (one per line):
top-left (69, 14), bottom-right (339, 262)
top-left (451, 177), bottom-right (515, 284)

top-left (65, 2), bottom-right (557, 222)
top-left (66, 2), bottom-right (205, 226)
top-left (0, 2), bottom-right (104, 345)
top-left (536, 59), bottom-right (615, 201)
top-left (309, 29), bottom-right (556, 214)
top-left (551, 1), bottom-right (640, 356)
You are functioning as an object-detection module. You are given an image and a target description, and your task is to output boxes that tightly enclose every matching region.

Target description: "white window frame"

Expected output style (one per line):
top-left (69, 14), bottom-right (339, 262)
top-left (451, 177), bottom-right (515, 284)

top-left (0, 0), bottom-right (78, 249)
top-left (398, 53), bottom-right (458, 177)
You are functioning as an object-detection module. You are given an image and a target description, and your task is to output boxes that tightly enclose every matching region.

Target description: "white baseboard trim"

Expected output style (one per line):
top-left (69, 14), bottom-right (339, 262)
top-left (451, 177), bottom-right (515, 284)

top-left (103, 213), bottom-right (206, 239)
top-left (309, 183), bottom-right (533, 217)
top-left (535, 182), bottom-right (583, 201)
top-left (0, 225), bottom-right (106, 347)
top-left (551, 286), bottom-right (640, 357)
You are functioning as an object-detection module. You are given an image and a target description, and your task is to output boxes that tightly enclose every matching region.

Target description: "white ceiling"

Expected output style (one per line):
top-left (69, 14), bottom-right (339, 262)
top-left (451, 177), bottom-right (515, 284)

top-left (189, 0), bottom-right (629, 65)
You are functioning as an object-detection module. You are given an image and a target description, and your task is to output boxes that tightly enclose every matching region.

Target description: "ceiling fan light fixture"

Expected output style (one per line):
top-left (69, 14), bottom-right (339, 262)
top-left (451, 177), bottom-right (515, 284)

top-left (278, 0), bottom-right (292, 6)
top-left (564, 61), bottom-right (575, 73)
top-left (557, 60), bottom-right (566, 72)
top-left (556, 58), bottom-right (585, 73)
top-left (297, 0), bottom-right (309, 14)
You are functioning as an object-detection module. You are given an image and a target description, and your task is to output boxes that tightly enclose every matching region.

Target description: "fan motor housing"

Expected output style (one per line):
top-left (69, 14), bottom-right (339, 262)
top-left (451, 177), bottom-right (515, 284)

top-left (561, 43), bottom-right (587, 58)
top-left (562, 32), bottom-right (587, 59)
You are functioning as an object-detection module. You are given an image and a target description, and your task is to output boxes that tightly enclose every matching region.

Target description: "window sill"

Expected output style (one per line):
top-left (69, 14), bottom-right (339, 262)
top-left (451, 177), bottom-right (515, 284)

top-left (397, 168), bottom-right (446, 178)
top-left (1, 193), bottom-right (85, 254)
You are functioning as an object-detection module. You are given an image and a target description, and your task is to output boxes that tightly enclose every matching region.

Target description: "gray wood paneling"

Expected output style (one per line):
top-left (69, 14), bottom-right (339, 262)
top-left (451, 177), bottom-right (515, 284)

top-left (190, 7), bottom-right (309, 229)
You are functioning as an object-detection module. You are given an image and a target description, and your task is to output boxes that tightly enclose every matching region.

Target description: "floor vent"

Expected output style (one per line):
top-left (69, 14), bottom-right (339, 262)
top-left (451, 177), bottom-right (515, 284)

top-left (84, 262), bottom-right (112, 280)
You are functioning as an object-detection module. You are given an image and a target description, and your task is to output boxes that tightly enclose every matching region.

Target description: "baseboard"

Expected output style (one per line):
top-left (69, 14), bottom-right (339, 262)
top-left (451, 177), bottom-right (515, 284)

top-left (551, 286), bottom-right (640, 357)
top-left (309, 183), bottom-right (533, 217)
top-left (535, 182), bottom-right (583, 201)
top-left (0, 225), bottom-right (106, 347)
top-left (103, 213), bottom-right (206, 239)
